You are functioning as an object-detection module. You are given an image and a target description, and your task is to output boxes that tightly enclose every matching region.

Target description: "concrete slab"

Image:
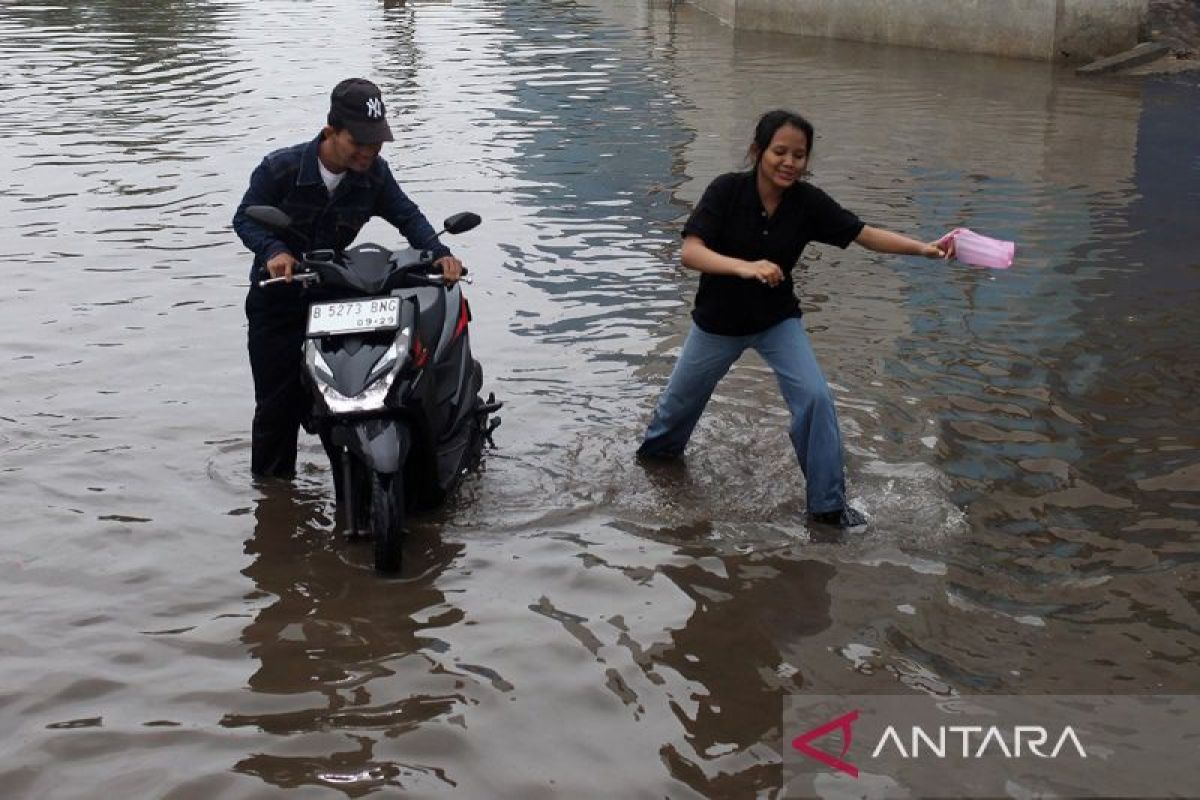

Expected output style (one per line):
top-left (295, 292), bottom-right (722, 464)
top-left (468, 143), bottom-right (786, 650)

top-left (687, 0), bottom-right (1149, 61)
top-left (1076, 40), bottom-right (1172, 73)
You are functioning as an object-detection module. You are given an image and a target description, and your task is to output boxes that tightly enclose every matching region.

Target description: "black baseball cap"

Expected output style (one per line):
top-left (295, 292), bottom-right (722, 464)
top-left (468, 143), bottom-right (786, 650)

top-left (328, 78), bottom-right (394, 144)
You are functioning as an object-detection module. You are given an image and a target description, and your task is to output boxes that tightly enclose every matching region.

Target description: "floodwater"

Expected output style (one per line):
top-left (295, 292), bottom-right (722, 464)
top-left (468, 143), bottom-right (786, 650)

top-left (1, 0), bottom-right (1197, 796)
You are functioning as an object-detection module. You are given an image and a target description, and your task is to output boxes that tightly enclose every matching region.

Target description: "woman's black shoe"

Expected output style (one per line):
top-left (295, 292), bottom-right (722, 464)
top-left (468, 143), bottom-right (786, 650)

top-left (809, 507), bottom-right (867, 528)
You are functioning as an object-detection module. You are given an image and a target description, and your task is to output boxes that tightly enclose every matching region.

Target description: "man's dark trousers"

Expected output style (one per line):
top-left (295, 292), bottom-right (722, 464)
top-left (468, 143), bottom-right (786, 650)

top-left (246, 285), bottom-right (312, 478)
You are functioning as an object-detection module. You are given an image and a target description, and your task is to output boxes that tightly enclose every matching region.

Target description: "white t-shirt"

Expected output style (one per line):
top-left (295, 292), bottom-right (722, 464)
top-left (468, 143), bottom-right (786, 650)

top-left (318, 159), bottom-right (345, 195)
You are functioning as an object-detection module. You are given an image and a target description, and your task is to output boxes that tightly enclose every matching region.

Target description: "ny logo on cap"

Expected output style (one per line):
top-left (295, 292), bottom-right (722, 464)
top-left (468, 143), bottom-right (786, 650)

top-left (365, 97), bottom-right (383, 119)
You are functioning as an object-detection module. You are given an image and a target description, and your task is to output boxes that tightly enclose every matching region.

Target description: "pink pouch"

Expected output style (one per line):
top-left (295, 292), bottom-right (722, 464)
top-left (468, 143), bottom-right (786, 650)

top-left (937, 228), bottom-right (1015, 269)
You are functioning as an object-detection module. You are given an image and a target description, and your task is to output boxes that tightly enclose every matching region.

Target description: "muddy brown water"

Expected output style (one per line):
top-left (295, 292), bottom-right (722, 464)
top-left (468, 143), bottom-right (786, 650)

top-left (1, 1), bottom-right (1197, 797)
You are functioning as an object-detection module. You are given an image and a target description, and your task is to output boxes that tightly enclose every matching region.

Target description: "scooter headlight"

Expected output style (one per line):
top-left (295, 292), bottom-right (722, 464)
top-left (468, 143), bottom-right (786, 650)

top-left (305, 328), bottom-right (411, 415)
top-left (307, 342), bottom-right (335, 384)
top-left (365, 339), bottom-right (402, 387)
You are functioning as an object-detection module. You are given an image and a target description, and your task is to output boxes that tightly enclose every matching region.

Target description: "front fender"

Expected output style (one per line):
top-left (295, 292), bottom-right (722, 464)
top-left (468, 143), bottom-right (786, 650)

top-left (331, 418), bottom-right (411, 475)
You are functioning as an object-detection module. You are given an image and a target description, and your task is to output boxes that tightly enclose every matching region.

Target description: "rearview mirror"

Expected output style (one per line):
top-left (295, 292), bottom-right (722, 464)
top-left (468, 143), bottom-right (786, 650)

top-left (245, 205), bottom-right (293, 231)
top-left (442, 212), bottom-right (481, 235)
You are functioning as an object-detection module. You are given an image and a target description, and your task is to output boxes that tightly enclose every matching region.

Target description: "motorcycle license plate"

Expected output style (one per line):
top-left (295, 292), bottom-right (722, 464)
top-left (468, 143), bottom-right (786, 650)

top-left (307, 298), bottom-right (400, 336)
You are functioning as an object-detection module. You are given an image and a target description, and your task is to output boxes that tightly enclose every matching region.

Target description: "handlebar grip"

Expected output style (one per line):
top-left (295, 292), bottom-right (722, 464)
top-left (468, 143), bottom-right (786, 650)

top-left (434, 270), bottom-right (474, 285)
top-left (258, 272), bottom-right (318, 288)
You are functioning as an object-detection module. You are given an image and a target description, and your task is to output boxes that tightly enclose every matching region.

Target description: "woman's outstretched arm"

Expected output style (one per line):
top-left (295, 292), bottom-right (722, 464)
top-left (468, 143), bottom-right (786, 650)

top-left (855, 225), bottom-right (949, 259)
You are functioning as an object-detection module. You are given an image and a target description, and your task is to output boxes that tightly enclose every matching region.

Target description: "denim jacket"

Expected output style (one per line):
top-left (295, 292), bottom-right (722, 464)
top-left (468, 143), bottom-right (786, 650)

top-left (232, 133), bottom-right (452, 282)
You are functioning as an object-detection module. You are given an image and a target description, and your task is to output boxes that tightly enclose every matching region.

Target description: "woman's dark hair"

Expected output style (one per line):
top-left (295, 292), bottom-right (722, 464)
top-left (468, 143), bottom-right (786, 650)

top-left (747, 109), bottom-right (814, 165)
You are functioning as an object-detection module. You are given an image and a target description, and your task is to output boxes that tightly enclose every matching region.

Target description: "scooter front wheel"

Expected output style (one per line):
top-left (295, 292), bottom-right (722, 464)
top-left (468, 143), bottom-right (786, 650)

top-left (370, 471), bottom-right (405, 573)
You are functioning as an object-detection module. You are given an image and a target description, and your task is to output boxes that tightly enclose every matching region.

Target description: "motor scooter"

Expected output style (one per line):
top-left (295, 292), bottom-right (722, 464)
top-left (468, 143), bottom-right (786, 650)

top-left (245, 205), bottom-right (501, 572)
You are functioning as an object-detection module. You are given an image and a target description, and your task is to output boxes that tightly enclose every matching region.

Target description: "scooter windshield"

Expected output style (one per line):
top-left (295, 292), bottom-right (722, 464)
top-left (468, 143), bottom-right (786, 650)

top-left (310, 244), bottom-right (430, 295)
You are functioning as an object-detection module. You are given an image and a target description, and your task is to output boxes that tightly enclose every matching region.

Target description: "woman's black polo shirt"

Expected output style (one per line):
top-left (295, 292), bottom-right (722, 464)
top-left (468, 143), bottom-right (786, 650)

top-left (682, 170), bottom-right (864, 336)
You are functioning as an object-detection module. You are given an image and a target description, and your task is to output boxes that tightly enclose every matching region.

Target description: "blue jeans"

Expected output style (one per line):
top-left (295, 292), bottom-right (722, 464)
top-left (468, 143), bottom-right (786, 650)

top-left (638, 317), bottom-right (847, 514)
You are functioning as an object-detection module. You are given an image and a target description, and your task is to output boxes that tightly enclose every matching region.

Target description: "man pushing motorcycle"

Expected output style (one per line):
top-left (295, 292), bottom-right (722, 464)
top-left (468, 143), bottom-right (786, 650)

top-left (233, 77), bottom-right (463, 480)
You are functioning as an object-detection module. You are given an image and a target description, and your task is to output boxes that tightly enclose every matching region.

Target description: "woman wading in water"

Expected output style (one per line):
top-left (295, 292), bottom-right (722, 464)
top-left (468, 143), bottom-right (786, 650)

top-left (638, 109), bottom-right (950, 529)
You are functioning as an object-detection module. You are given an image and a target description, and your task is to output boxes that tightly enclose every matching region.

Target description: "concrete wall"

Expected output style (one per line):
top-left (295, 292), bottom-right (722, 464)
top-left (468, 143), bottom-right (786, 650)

top-left (1055, 0), bottom-right (1148, 60)
top-left (689, 0), bottom-right (1148, 61)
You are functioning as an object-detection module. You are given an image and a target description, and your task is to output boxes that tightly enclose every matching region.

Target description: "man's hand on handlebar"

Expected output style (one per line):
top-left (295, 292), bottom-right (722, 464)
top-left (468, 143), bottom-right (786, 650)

top-left (266, 251), bottom-right (298, 282)
top-left (435, 255), bottom-right (464, 284)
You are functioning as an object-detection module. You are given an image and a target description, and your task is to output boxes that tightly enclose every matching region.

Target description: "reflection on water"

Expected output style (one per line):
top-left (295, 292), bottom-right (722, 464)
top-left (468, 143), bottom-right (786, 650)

top-left (230, 484), bottom-right (467, 792)
top-left (0, 0), bottom-right (1196, 795)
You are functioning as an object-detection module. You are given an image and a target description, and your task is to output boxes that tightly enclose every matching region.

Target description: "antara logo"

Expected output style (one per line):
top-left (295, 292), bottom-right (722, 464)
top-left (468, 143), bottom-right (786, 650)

top-left (872, 725), bottom-right (1088, 759)
top-left (792, 710), bottom-right (860, 777)
top-left (365, 97), bottom-right (384, 118)
top-left (793, 711), bottom-right (1088, 777)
